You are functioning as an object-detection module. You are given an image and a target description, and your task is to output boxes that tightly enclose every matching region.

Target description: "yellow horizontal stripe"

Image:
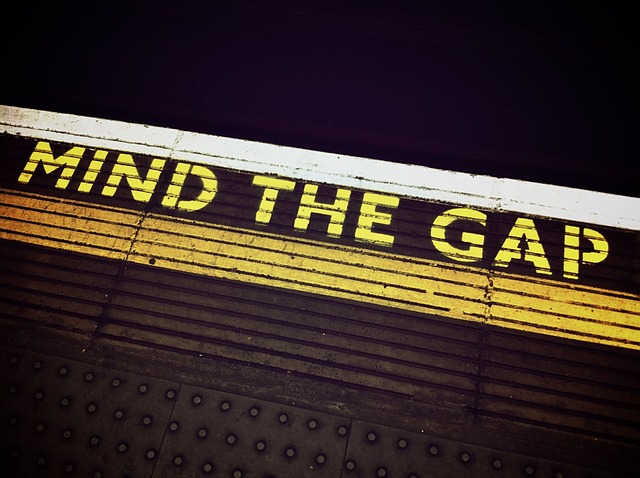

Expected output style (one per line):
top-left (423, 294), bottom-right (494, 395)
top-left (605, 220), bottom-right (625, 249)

top-left (489, 305), bottom-right (637, 344)
top-left (493, 276), bottom-right (640, 328)
top-left (1, 189), bottom-right (639, 350)
top-left (0, 190), bottom-right (139, 260)
top-left (131, 220), bottom-right (488, 319)
top-left (496, 271), bottom-right (640, 306)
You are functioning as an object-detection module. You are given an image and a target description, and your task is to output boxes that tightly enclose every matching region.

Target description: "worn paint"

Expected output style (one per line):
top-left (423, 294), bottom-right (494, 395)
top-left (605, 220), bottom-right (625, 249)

top-left (1, 106), bottom-right (639, 352)
top-left (9, 140), bottom-right (629, 282)
top-left (1, 188), bottom-right (638, 349)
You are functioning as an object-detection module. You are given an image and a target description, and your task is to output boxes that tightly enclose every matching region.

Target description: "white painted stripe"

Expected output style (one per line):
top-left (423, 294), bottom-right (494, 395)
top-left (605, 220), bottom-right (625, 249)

top-left (2, 104), bottom-right (639, 231)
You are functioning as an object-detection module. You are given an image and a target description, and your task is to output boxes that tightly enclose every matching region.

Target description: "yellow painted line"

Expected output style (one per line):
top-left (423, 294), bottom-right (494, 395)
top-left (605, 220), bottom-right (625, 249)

top-left (489, 274), bottom-right (640, 346)
top-left (489, 305), bottom-right (638, 345)
top-left (131, 217), bottom-right (488, 319)
top-left (493, 275), bottom-right (640, 328)
top-left (0, 189), bottom-right (140, 260)
top-left (1, 188), bottom-right (639, 349)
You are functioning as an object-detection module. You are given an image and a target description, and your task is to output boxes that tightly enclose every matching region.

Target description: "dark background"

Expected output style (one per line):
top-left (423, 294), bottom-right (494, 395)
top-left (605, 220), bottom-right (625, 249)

top-left (2, 1), bottom-right (638, 197)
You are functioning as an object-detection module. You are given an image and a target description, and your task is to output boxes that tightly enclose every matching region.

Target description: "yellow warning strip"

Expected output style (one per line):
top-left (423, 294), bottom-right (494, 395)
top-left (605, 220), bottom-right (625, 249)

top-left (131, 216), bottom-right (487, 317)
top-left (0, 190), bottom-right (140, 260)
top-left (1, 189), bottom-right (639, 350)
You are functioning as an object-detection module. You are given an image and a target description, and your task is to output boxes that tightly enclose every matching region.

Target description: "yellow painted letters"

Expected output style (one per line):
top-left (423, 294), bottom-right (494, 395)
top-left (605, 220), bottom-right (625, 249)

top-left (18, 141), bottom-right (85, 189)
top-left (563, 225), bottom-right (609, 279)
top-left (431, 208), bottom-right (487, 262)
top-left (162, 162), bottom-right (217, 212)
top-left (78, 150), bottom-right (109, 193)
top-left (355, 192), bottom-right (399, 246)
top-left (294, 184), bottom-right (351, 237)
top-left (102, 154), bottom-right (166, 203)
top-left (252, 175), bottom-right (296, 224)
top-left (494, 217), bottom-right (551, 275)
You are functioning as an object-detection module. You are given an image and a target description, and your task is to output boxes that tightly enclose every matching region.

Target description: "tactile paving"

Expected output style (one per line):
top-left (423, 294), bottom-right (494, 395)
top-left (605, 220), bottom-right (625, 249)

top-left (1, 351), bottom-right (177, 477)
top-left (0, 347), bottom-right (22, 396)
top-left (0, 346), bottom-right (630, 477)
top-left (152, 384), bottom-right (350, 477)
top-left (341, 420), bottom-right (620, 478)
